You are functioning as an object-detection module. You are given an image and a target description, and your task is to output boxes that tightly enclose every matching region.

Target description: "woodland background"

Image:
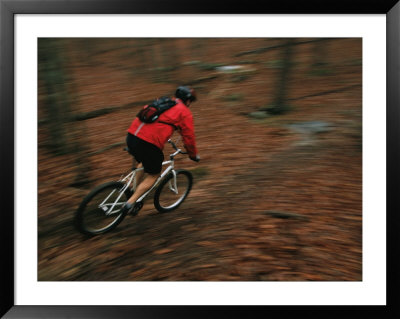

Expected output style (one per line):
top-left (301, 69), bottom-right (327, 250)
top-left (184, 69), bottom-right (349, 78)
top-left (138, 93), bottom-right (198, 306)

top-left (38, 38), bottom-right (362, 281)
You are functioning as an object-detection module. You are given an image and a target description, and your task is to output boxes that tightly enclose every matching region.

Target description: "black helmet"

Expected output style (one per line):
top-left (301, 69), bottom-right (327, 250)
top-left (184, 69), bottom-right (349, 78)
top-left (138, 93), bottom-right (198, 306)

top-left (175, 86), bottom-right (197, 103)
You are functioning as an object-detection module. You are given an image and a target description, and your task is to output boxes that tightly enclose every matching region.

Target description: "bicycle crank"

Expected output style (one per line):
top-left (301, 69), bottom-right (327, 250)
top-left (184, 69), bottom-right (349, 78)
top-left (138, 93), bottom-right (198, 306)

top-left (131, 201), bottom-right (143, 216)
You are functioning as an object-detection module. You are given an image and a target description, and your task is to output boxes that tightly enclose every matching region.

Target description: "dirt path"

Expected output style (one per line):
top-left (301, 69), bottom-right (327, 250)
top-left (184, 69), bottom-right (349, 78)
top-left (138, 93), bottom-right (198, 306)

top-left (38, 111), bottom-right (361, 281)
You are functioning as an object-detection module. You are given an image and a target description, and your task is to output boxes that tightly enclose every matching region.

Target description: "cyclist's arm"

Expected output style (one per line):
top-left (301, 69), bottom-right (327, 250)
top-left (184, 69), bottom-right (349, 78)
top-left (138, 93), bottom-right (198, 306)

top-left (178, 112), bottom-right (198, 158)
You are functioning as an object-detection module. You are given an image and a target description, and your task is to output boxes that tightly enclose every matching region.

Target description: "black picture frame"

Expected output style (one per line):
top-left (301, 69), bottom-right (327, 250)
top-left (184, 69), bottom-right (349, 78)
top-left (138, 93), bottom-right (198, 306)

top-left (1, 0), bottom-right (399, 318)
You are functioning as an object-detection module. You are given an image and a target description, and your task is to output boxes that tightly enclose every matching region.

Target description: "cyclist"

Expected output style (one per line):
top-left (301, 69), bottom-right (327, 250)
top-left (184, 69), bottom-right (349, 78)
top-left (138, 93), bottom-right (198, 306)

top-left (121, 86), bottom-right (200, 214)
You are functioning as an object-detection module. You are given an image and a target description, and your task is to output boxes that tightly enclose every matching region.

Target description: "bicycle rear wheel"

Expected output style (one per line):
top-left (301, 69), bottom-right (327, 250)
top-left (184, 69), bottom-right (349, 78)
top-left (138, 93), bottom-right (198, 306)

top-left (74, 181), bottom-right (132, 236)
top-left (154, 169), bottom-right (193, 213)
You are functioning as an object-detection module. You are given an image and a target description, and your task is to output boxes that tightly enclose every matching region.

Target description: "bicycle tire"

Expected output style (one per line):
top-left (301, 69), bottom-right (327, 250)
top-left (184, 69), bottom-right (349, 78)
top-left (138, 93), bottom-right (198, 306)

top-left (74, 181), bottom-right (132, 236)
top-left (154, 169), bottom-right (193, 213)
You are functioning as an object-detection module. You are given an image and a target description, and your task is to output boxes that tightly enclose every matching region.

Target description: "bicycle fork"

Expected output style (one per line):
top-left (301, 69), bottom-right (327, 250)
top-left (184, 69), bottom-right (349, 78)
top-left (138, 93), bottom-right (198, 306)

top-left (168, 170), bottom-right (179, 194)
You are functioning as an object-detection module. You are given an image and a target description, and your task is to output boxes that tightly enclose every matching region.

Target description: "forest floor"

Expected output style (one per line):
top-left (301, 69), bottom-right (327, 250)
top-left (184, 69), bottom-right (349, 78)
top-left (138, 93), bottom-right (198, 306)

top-left (38, 38), bottom-right (362, 281)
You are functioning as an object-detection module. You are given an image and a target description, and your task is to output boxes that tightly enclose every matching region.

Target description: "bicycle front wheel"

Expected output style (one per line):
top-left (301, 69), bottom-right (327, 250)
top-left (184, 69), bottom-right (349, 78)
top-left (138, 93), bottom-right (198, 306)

top-left (74, 181), bottom-right (132, 236)
top-left (154, 169), bottom-right (193, 213)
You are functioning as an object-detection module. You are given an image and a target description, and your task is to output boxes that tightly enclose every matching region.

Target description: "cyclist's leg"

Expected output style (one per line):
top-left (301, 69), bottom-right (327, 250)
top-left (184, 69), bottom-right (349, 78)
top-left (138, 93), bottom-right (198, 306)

top-left (124, 136), bottom-right (164, 209)
top-left (126, 134), bottom-right (148, 190)
top-left (135, 162), bottom-right (145, 186)
top-left (126, 172), bottom-right (160, 205)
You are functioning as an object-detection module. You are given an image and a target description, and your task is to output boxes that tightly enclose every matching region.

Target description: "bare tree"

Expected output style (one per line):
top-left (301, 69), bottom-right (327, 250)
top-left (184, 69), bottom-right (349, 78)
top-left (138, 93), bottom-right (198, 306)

top-left (38, 38), bottom-right (92, 186)
top-left (309, 38), bottom-right (330, 75)
top-left (38, 39), bottom-right (70, 155)
top-left (268, 38), bottom-right (295, 114)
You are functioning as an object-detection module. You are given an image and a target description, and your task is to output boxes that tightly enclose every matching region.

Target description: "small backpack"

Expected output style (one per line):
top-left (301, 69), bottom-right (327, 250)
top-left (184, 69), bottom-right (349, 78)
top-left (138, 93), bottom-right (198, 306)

top-left (136, 96), bottom-right (177, 123)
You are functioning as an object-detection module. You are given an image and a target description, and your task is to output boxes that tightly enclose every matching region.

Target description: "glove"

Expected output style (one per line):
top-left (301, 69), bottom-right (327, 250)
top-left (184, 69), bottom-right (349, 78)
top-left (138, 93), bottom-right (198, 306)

top-left (190, 155), bottom-right (200, 162)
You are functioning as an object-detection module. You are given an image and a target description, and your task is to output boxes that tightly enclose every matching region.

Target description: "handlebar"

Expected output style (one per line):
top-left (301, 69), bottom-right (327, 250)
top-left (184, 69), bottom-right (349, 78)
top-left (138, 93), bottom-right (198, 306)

top-left (168, 139), bottom-right (187, 155)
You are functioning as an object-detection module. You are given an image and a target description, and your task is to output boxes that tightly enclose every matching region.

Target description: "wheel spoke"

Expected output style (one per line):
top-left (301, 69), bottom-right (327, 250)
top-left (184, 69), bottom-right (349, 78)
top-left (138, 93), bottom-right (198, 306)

top-left (75, 182), bottom-right (129, 235)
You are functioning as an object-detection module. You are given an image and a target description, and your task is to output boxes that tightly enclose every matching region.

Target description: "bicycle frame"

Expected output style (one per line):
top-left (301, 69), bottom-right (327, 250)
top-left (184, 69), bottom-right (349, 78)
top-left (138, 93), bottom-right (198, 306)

top-left (98, 139), bottom-right (184, 216)
top-left (125, 143), bottom-right (183, 190)
top-left (120, 158), bottom-right (177, 201)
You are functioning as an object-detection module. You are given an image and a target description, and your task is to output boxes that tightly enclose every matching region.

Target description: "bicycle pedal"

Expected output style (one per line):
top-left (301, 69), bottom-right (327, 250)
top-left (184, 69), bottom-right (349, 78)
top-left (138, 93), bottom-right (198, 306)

top-left (131, 201), bottom-right (143, 216)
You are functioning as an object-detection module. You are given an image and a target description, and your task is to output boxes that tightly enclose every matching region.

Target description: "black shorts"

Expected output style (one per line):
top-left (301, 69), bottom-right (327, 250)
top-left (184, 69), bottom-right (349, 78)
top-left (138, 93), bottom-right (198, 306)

top-left (126, 133), bottom-right (164, 174)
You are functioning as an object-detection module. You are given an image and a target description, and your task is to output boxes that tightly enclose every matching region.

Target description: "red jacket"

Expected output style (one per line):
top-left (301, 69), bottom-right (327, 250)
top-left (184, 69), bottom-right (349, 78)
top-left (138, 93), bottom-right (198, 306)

top-left (127, 98), bottom-right (198, 157)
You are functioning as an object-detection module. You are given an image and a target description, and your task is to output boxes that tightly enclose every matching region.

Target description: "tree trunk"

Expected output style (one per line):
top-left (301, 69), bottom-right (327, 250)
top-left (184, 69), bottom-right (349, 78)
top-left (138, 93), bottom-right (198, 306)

top-left (38, 39), bottom-right (70, 155)
top-left (38, 38), bottom-right (92, 186)
top-left (269, 39), bottom-right (295, 114)
top-left (311, 38), bottom-right (329, 68)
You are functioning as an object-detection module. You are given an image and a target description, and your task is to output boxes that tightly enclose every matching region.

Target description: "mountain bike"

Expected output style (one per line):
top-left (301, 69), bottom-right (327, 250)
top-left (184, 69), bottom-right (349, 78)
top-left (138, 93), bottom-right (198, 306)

top-left (74, 139), bottom-right (193, 236)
